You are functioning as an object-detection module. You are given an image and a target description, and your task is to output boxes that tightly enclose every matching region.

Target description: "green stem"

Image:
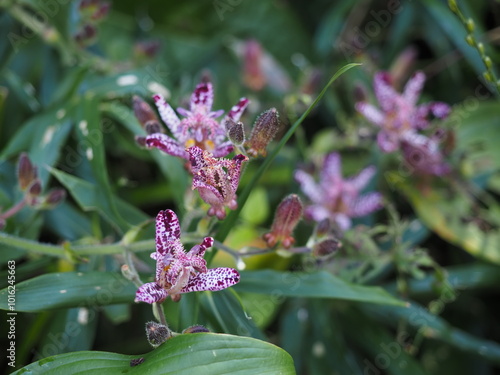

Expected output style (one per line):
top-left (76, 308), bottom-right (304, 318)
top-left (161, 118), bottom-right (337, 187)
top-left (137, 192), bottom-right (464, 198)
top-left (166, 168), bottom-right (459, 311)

top-left (154, 303), bottom-right (168, 327)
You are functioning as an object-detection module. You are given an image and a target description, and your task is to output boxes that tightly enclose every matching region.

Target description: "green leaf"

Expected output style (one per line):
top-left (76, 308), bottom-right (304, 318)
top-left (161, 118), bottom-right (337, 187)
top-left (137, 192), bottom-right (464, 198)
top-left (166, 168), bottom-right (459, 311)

top-left (0, 272), bottom-right (136, 312)
top-left (75, 94), bottom-right (130, 233)
top-left (50, 168), bottom-right (148, 230)
top-left (363, 301), bottom-right (500, 364)
top-left (449, 101), bottom-right (500, 176)
top-left (199, 289), bottom-right (267, 340)
top-left (0, 106), bottom-right (73, 185)
top-left (234, 270), bottom-right (406, 306)
top-left (12, 333), bottom-right (295, 375)
top-left (393, 176), bottom-right (500, 265)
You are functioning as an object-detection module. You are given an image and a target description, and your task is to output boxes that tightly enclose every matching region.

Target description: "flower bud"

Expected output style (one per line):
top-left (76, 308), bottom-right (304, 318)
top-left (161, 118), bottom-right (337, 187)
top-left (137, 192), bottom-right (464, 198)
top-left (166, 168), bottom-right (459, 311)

top-left (145, 321), bottom-right (171, 348)
top-left (477, 42), bottom-right (485, 54)
top-left (466, 18), bottom-right (475, 33)
top-left (448, 0), bottom-right (458, 14)
top-left (484, 56), bottom-right (493, 69)
top-left (483, 71), bottom-right (494, 83)
top-left (43, 189), bottom-right (66, 207)
top-left (133, 96), bottom-right (159, 127)
top-left (246, 108), bottom-right (280, 157)
top-left (465, 34), bottom-right (474, 47)
top-left (27, 179), bottom-right (42, 197)
top-left (182, 325), bottom-right (210, 334)
top-left (26, 179), bottom-right (42, 206)
top-left (144, 121), bottom-right (162, 135)
top-left (312, 238), bottom-right (341, 257)
top-left (17, 153), bottom-right (37, 191)
top-left (315, 218), bottom-right (331, 238)
top-left (226, 119), bottom-right (246, 146)
top-left (263, 194), bottom-right (303, 248)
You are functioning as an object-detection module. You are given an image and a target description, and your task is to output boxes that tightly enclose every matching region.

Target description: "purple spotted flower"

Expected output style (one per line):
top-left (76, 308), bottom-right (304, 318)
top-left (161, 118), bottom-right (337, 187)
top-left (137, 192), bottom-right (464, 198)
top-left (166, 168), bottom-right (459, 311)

top-left (135, 209), bottom-right (240, 304)
top-left (145, 81), bottom-right (249, 160)
top-left (188, 146), bottom-right (248, 220)
top-left (295, 153), bottom-right (382, 232)
top-left (355, 71), bottom-right (451, 175)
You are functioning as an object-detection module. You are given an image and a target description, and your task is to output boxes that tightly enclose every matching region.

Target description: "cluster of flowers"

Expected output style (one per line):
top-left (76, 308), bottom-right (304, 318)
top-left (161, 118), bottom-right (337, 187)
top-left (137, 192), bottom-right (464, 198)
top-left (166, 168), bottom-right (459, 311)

top-left (132, 71), bottom-right (452, 308)
top-left (132, 81), bottom-right (280, 304)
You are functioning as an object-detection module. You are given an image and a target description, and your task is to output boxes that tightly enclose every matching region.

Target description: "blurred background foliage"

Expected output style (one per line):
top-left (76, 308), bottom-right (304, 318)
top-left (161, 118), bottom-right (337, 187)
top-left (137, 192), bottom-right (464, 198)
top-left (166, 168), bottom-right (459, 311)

top-left (1, 0), bottom-right (500, 374)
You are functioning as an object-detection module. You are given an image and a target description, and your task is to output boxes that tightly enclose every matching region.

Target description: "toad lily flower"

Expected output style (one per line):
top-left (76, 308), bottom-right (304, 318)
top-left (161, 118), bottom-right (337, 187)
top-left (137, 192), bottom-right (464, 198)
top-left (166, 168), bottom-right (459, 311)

top-left (135, 209), bottom-right (240, 304)
top-left (188, 146), bottom-right (248, 220)
top-left (355, 71), bottom-right (450, 153)
top-left (145, 81), bottom-right (249, 159)
top-left (295, 153), bottom-right (382, 232)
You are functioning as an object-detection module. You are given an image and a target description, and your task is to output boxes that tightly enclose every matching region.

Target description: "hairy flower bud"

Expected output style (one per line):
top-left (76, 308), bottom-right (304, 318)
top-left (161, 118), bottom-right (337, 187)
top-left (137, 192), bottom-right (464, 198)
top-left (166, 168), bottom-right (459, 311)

top-left (263, 194), bottom-right (303, 249)
top-left (182, 325), bottom-right (210, 334)
top-left (315, 218), bottom-right (331, 238)
top-left (144, 121), bottom-right (162, 135)
top-left (133, 96), bottom-right (159, 127)
top-left (28, 179), bottom-right (42, 197)
top-left (17, 153), bottom-right (37, 191)
top-left (43, 189), bottom-right (66, 208)
top-left (246, 108), bottom-right (280, 157)
top-left (313, 238), bottom-right (341, 257)
top-left (145, 321), bottom-right (171, 348)
top-left (226, 119), bottom-right (246, 146)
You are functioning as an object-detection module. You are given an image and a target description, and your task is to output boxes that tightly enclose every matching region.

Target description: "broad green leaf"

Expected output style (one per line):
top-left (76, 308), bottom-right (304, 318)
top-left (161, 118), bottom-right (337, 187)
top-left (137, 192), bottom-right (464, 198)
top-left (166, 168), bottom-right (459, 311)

top-left (12, 333), bottom-right (295, 375)
top-left (84, 69), bottom-right (170, 99)
top-left (3, 69), bottom-right (40, 112)
top-left (0, 272), bottom-right (136, 312)
top-left (74, 94), bottom-right (130, 233)
top-left (199, 289), bottom-right (267, 340)
top-left (0, 106), bottom-right (73, 185)
top-left (48, 66), bottom-right (88, 107)
top-left (50, 168), bottom-right (149, 230)
top-left (393, 176), bottom-right (500, 265)
top-left (448, 101), bottom-right (500, 176)
top-left (307, 300), bottom-right (364, 374)
top-left (234, 270), bottom-right (406, 306)
top-left (42, 202), bottom-right (92, 241)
